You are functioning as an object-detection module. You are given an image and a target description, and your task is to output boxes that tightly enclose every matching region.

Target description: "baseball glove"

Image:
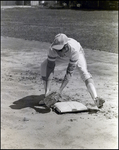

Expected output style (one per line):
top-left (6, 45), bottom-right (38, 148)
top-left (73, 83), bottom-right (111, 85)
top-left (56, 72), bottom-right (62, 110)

top-left (44, 92), bottom-right (62, 108)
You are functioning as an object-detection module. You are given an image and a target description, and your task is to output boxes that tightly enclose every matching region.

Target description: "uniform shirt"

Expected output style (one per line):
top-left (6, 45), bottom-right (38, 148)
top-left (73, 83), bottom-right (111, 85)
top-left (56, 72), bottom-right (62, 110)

top-left (46, 38), bottom-right (84, 79)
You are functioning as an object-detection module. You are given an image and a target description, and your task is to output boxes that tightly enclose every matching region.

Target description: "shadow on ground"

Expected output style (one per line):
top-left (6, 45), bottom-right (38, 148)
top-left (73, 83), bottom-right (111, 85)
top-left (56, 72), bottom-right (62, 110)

top-left (9, 94), bottom-right (99, 114)
top-left (9, 94), bottom-right (51, 113)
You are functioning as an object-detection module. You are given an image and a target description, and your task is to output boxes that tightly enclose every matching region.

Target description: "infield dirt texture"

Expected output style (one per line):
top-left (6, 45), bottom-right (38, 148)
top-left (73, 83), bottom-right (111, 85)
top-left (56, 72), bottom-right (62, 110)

top-left (1, 7), bottom-right (118, 149)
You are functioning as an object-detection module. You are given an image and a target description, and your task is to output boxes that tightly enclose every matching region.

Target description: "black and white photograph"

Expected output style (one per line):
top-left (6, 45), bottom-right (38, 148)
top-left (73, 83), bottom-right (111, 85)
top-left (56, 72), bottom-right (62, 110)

top-left (1, 1), bottom-right (118, 149)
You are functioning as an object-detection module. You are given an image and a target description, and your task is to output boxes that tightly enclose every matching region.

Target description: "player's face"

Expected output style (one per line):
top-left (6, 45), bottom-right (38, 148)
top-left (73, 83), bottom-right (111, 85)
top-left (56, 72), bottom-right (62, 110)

top-left (55, 44), bottom-right (69, 57)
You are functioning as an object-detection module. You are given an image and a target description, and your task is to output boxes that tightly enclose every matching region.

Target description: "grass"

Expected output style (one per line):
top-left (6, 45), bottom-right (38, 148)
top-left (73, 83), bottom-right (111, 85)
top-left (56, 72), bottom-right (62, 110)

top-left (1, 7), bottom-right (118, 53)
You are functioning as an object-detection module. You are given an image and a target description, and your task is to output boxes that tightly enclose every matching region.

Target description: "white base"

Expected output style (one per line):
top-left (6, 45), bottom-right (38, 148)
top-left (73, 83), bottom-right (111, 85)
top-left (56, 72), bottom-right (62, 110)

top-left (53, 101), bottom-right (88, 113)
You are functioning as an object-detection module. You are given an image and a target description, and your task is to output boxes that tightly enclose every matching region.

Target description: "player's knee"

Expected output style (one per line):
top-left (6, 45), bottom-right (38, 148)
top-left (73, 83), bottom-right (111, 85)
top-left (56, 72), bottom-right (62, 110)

top-left (78, 68), bottom-right (92, 82)
top-left (85, 77), bottom-right (94, 86)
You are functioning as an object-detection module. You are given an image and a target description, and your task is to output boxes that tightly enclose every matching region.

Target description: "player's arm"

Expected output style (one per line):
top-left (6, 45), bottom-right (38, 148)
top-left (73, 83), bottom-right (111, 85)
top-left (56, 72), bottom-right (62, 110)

top-left (44, 48), bottom-right (57, 96)
top-left (59, 60), bottom-right (77, 94)
top-left (59, 48), bottom-right (79, 95)
top-left (45, 48), bottom-right (57, 80)
top-left (46, 56), bottom-right (56, 80)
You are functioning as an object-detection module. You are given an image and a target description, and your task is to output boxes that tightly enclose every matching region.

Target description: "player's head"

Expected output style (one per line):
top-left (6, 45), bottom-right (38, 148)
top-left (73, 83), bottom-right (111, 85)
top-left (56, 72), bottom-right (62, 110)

top-left (51, 33), bottom-right (68, 50)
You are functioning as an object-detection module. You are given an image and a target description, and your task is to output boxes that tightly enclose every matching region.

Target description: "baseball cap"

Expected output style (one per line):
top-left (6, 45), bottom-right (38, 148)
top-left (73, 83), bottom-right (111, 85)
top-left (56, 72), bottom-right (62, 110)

top-left (51, 33), bottom-right (68, 50)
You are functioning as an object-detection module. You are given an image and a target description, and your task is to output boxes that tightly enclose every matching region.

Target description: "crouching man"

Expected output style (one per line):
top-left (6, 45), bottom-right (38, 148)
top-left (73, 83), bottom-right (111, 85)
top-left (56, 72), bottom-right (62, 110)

top-left (40, 33), bottom-right (105, 108)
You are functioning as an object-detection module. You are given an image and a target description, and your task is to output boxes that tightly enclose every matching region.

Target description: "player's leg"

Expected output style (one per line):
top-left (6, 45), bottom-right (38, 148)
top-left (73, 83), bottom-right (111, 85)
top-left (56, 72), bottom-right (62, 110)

top-left (85, 78), bottom-right (97, 99)
top-left (77, 52), bottom-right (105, 108)
top-left (85, 77), bottom-right (105, 108)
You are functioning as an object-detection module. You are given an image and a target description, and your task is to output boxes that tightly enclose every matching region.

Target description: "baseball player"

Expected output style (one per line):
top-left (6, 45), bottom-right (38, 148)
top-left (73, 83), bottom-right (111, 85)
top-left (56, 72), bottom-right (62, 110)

top-left (40, 33), bottom-right (105, 108)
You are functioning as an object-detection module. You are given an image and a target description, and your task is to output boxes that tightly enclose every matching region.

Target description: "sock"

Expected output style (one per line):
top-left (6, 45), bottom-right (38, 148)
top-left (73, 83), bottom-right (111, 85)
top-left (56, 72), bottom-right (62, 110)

top-left (85, 78), bottom-right (97, 100)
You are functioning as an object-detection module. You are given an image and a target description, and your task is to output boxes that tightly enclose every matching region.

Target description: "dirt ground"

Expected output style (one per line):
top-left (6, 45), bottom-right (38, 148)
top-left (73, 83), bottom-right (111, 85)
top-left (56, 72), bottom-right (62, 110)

top-left (1, 36), bottom-right (118, 149)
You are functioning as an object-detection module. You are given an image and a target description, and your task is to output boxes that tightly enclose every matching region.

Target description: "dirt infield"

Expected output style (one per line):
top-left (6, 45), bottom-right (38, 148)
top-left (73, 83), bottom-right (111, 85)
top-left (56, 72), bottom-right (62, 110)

top-left (1, 36), bottom-right (118, 149)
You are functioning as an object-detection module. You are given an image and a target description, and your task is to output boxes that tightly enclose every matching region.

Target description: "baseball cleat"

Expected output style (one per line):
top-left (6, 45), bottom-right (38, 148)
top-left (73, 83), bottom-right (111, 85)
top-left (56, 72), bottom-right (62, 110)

top-left (94, 97), bottom-right (105, 108)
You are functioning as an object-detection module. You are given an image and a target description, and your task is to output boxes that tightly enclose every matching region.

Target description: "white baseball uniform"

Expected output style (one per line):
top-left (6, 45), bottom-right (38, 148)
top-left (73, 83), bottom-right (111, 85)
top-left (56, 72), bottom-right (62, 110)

top-left (41, 38), bottom-right (92, 81)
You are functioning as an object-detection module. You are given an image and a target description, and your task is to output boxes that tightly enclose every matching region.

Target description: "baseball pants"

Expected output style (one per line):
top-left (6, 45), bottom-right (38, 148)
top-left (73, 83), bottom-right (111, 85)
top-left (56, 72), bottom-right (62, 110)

top-left (41, 52), bottom-right (92, 82)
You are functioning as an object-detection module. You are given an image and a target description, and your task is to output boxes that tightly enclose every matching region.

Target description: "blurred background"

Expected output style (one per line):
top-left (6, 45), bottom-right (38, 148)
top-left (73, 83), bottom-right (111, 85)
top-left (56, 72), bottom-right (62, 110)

top-left (1, 1), bottom-right (118, 53)
top-left (1, 1), bottom-right (119, 10)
